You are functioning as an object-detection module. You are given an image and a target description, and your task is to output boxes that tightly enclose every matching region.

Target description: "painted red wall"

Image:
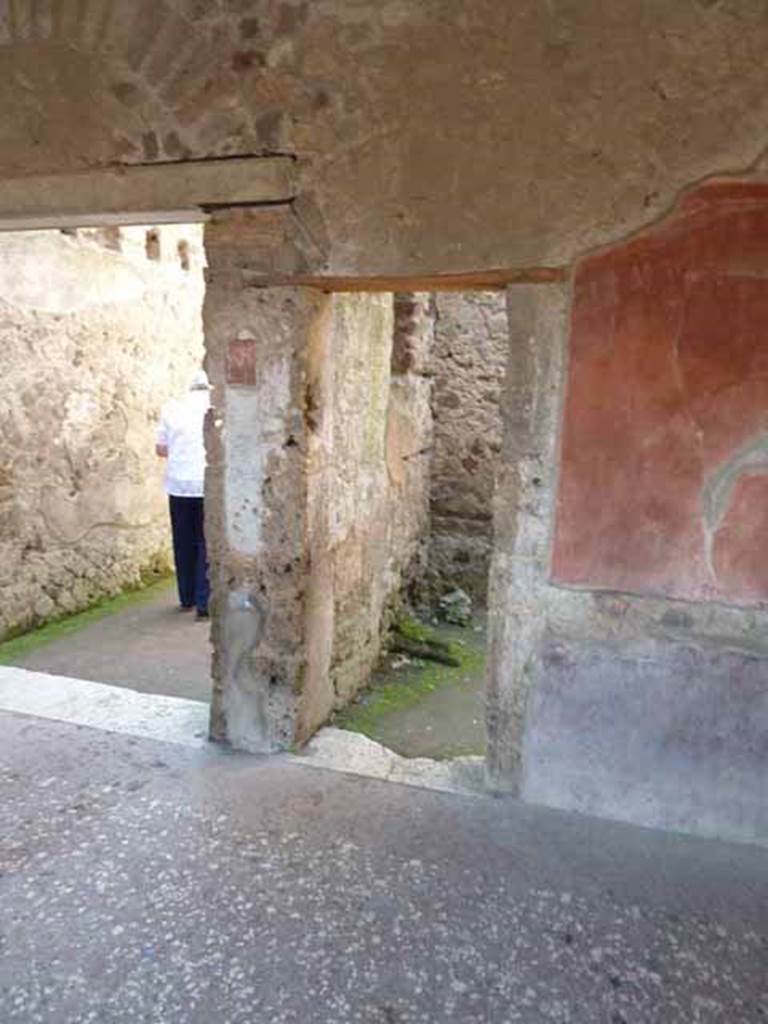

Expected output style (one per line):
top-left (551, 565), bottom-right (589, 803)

top-left (553, 181), bottom-right (768, 605)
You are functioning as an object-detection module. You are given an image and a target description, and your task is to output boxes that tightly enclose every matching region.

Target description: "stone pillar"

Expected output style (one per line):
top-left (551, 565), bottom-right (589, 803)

top-left (484, 283), bottom-right (569, 791)
top-left (203, 208), bottom-right (330, 753)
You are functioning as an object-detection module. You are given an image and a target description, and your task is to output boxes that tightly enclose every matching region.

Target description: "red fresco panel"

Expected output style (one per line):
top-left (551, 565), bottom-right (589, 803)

top-left (552, 181), bottom-right (768, 605)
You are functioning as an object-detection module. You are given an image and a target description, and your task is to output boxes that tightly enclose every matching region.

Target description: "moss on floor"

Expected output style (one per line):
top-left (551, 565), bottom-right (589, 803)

top-left (0, 576), bottom-right (175, 666)
top-left (393, 613), bottom-right (440, 646)
top-left (333, 617), bottom-right (487, 758)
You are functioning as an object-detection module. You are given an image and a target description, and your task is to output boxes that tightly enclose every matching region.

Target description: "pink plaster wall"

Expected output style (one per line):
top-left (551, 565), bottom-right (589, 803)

top-left (552, 181), bottom-right (768, 605)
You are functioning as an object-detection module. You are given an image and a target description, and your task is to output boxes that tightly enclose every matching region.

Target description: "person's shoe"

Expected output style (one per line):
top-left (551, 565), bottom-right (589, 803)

top-left (179, 604), bottom-right (194, 612)
top-left (195, 610), bottom-right (209, 621)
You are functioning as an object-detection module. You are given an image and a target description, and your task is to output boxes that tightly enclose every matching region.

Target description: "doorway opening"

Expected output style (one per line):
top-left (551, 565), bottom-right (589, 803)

top-left (306, 289), bottom-right (508, 762)
top-left (0, 222), bottom-right (212, 706)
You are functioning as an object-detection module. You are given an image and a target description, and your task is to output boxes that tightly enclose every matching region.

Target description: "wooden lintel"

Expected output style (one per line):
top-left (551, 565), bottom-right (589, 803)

top-left (0, 157), bottom-right (296, 231)
top-left (256, 266), bottom-right (568, 292)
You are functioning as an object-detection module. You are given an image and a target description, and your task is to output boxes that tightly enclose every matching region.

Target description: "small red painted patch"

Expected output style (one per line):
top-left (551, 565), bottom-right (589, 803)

top-left (226, 339), bottom-right (257, 386)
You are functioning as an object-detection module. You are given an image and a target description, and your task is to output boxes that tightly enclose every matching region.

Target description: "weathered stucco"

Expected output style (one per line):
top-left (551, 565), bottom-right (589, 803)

top-left (299, 292), bottom-right (432, 737)
top-left (203, 270), bottom-right (318, 752)
top-left (302, 292), bottom-right (395, 727)
top-left (0, 224), bottom-right (204, 639)
top-left (203, 242), bottom-right (432, 750)
top-left (430, 292), bottom-right (506, 601)
top-left (2, 4), bottom-right (768, 274)
top-left (328, 292), bottom-right (395, 701)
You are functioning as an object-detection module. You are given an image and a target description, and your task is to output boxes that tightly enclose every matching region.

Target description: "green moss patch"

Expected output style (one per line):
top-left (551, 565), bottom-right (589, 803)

top-left (0, 576), bottom-right (175, 666)
top-left (393, 613), bottom-right (436, 646)
top-left (333, 618), bottom-right (486, 748)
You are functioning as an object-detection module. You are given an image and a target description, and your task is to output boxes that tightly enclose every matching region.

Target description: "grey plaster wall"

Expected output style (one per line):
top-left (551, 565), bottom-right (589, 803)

top-left (0, 225), bottom-right (204, 640)
top-left (523, 636), bottom-right (768, 847)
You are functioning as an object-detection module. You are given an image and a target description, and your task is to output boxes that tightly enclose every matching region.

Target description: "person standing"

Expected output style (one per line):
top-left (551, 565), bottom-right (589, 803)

top-left (155, 369), bottom-right (211, 619)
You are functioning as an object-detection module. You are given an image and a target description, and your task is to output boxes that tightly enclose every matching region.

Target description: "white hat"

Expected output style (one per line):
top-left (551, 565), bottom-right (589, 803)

top-left (190, 369), bottom-right (211, 390)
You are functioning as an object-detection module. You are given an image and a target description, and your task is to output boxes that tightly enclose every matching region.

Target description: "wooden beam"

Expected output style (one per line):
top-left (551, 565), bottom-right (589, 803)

top-left (255, 266), bottom-right (568, 292)
top-left (0, 157), bottom-right (296, 231)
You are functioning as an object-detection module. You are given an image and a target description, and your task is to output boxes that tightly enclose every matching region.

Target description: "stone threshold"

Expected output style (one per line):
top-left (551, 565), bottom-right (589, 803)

top-left (0, 667), bottom-right (487, 798)
top-left (0, 666), bottom-right (210, 749)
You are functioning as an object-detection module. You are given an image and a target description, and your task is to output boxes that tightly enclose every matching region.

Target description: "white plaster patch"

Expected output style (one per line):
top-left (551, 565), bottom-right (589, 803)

top-left (224, 361), bottom-right (291, 556)
top-left (0, 233), bottom-right (146, 313)
top-left (0, 226), bottom-right (203, 314)
top-left (0, 667), bottom-right (210, 748)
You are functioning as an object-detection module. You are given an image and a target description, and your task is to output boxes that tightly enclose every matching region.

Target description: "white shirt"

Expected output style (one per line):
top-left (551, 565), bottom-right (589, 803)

top-left (156, 389), bottom-right (210, 497)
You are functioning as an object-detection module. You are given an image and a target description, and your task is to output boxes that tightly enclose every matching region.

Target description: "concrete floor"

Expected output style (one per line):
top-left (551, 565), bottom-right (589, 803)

top-left (12, 582), bottom-right (212, 703)
top-left (1, 710), bottom-right (766, 1023)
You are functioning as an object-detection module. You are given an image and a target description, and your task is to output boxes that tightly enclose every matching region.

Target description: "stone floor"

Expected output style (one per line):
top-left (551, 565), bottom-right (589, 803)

top-left (1, 709), bottom-right (766, 1024)
top-left (9, 581), bottom-right (211, 703)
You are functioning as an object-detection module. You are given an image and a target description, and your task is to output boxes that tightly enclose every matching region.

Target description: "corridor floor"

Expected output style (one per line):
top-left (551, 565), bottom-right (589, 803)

top-left (3, 580), bottom-right (211, 703)
top-left (1, 710), bottom-right (766, 1023)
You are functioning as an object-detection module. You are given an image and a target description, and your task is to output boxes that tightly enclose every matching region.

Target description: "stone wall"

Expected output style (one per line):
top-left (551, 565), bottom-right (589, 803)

top-left (301, 292), bottom-right (432, 732)
top-left (429, 292), bottom-right (506, 601)
top-left (389, 292), bottom-right (434, 600)
top-left (322, 293), bottom-right (397, 704)
top-left (0, 225), bottom-right (205, 639)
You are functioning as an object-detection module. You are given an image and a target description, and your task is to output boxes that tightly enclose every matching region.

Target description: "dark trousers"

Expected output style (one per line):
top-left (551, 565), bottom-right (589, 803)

top-left (169, 496), bottom-right (209, 614)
